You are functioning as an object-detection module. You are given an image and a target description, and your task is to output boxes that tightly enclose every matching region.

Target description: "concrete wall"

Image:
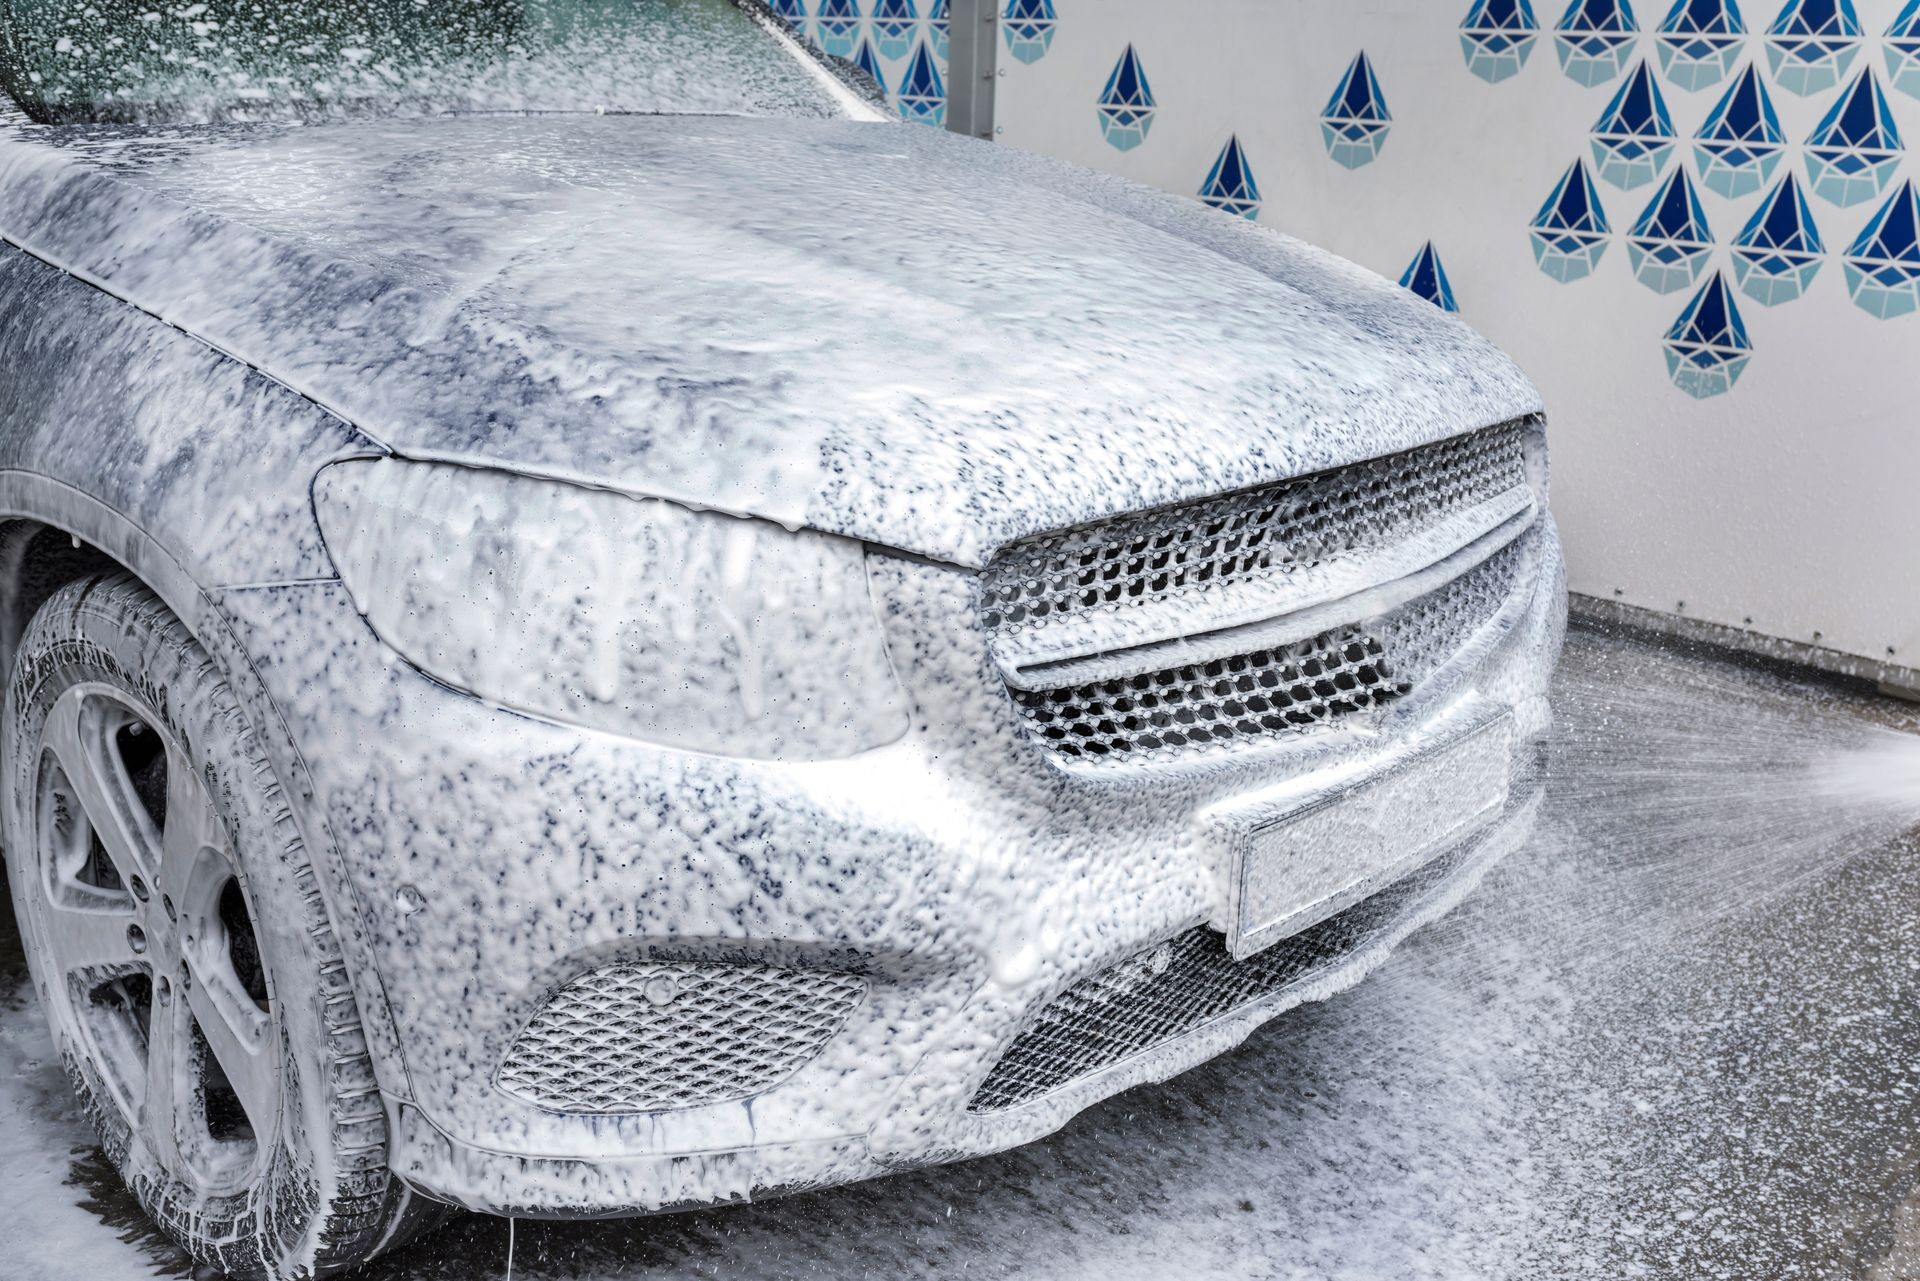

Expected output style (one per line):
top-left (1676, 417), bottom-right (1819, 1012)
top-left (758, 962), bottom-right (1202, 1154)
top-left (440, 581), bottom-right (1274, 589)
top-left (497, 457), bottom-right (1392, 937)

top-left (788, 1), bottom-right (1920, 674)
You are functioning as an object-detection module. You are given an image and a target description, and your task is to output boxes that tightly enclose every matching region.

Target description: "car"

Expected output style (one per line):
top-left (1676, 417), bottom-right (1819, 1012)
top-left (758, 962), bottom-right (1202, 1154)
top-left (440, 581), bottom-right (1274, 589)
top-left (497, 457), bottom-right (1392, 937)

top-left (0, 1), bottom-right (1565, 1275)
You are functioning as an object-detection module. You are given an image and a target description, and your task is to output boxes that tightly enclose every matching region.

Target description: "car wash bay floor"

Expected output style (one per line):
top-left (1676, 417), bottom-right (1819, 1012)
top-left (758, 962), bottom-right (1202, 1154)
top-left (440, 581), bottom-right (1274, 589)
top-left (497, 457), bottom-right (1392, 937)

top-left (6, 619), bottom-right (1920, 1281)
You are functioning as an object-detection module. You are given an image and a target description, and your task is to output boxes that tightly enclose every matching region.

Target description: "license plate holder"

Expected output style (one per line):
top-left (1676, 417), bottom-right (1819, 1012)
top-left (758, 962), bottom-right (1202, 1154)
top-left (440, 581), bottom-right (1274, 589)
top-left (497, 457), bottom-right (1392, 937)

top-left (1223, 711), bottom-right (1513, 961)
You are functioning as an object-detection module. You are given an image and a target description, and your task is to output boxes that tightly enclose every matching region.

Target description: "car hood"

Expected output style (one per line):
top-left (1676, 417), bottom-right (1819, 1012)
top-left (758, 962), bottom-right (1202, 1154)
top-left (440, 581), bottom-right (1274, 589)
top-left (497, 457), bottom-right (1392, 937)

top-left (0, 113), bottom-right (1540, 568)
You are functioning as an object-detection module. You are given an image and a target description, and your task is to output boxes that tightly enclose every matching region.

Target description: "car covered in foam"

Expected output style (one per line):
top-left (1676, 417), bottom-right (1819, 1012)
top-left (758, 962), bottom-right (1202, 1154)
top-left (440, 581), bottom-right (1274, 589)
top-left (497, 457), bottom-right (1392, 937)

top-left (0, 1), bottom-right (1564, 1274)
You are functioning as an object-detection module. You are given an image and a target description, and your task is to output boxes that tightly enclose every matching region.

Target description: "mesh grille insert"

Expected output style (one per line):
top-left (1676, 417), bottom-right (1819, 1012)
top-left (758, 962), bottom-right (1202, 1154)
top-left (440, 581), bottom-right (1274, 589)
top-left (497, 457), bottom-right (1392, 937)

top-left (496, 961), bottom-right (865, 1114)
top-left (1011, 534), bottom-right (1528, 762)
top-left (981, 420), bottom-right (1531, 636)
top-left (968, 837), bottom-right (1478, 1114)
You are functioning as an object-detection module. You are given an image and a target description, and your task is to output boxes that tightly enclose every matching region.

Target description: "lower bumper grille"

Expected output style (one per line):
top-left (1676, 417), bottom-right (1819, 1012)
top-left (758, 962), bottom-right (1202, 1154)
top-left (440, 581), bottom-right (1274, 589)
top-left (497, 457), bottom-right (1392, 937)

top-left (1011, 530), bottom-right (1531, 763)
top-left (496, 961), bottom-right (865, 1114)
top-left (966, 806), bottom-right (1510, 1115)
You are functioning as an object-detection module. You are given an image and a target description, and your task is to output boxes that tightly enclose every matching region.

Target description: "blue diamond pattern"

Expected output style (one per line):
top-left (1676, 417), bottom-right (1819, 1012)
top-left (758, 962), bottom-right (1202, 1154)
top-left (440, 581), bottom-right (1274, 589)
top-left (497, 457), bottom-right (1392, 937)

top-left (1765, 0), bottom-right (1862, 96)
top-left (851, 35), bottom-right (887, 95)
top-left (898, 39), bottom-right (946, 127)
top-left (1804, 68), bottom-right (1903, 207)
top-left (815, 0), bottom-right (861, 58)
top-left (1321, 52), bottom-right (1393, 168)
top-left (769, 0), bottom-right (805, 23)
top-left (1693, 64), bottom-right (1785, 198)
top-left (1664, 272), bottom-right (1751, 397)
top-left (1400, 242), bottom-right (1461, 311)
top-left (872, 0), bottom-right (918, 61)
top-left (1531, 158), bottom-right (1612, 281)
top-left (1098, 44), bottom-right (1157, 151)
top-left (1004, 0), bottom-right (1057, 65)
top-left (1591, 61), bottom-right (1677, 189)
top-left (1554, 0), bottom-right (1638, 87)
top-left (1627, 166), bottom-right (1714, 293)
top-left (1890, 0), bottom-right (1920, 100)
top-left (1657, 0), bottom-right (1745, 91)
top-left (1843, 179), bottom-right (1920, 317)
top-left (1461, 0), bottom-right (1541, 83)
top-left (930, 0), bottom-right (949, 59)
top-left (1731, 173), bottom-right (1825, 305)
top-left (1198, 135), bottom-right (1262, 219)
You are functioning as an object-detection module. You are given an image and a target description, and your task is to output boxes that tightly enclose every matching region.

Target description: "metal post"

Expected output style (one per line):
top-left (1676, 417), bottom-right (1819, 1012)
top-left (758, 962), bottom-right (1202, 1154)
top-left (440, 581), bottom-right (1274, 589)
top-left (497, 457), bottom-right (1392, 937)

top-left (945, 0), bottom-right (997, 141)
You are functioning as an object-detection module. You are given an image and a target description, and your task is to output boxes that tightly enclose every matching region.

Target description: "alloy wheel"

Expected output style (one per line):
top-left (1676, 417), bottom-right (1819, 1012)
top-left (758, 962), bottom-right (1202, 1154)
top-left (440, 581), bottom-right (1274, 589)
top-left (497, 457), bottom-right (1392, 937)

top-left (30, 682), bottom-right (280, 1196)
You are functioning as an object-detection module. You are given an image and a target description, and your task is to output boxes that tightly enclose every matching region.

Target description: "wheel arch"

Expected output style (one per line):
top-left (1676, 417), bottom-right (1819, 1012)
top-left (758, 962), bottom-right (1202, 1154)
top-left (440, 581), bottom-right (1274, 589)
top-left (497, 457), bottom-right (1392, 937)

top-left (0, 472), bottom-right (205, 683)
top-left (0, 469), bottom-right (417, 1112)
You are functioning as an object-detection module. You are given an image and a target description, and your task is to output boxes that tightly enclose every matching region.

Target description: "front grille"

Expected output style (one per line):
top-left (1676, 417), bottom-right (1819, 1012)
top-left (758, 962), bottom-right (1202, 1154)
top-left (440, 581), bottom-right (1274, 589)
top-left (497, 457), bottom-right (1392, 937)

top-left (1010, 533), bottom-right (1529, 762)
top-left (968, 835), bottom-right (1480, 1114)
top-left (981, 419), bottom-right (1531, 636)
top-left (496, 961), bottom-right (865, 1114)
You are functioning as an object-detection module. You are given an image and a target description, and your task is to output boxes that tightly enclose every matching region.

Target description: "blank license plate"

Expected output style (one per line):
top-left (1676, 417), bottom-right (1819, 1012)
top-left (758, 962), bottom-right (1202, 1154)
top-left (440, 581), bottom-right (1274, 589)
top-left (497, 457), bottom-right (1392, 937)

top-left (1227, 713), bottom-right (1512, 960)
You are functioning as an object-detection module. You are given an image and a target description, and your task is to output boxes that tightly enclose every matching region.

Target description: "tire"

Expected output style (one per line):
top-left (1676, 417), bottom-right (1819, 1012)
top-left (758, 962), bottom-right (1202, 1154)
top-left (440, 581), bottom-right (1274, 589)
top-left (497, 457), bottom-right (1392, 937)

top-left (3, 572), bottom-right (446, 1278)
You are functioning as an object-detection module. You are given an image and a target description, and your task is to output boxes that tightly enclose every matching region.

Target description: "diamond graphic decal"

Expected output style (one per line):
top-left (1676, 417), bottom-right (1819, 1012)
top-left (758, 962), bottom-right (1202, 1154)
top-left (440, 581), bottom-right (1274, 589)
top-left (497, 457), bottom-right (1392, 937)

top-left (1657, 0), bottom-right (1745, 91)
top-left (898, 39), bottom-right (946, 127)
top-left (1731, 173), bottom-right (1825, 305)
top-left (769, 0), bottom-right (805, 23)
top-left (1554, 0), bottom-right (1638, 87)
top-left (873, 0), bottom-right (918, 61)
top-left (816, 0), bottom-right (861, 59)
top-left (1590, 61), bottom-right (1677, 189)
top-left (1890, 0), bottom-right (1920, 100)
top-left (1461, 0), bottom-right (1541, 84)
top-left (1765, 0), bottom-right (1862, 96)
top-left (1663, 272), bottom-right (1751, 397)
top-left (1321, 52), bottom-right (1392, 168)
top-left (1400, 242), bottom-right (1461, 311)
top-left (1198, 135), bottom-right (1262, 219)
top-left (930, 0), bottom-right (949, 60)
top-left (1804, 68), bottom-right (1904, 207)
top-left (1627, 166), bottom-right (1714, 293)
top-left (1693, 64), bottom-right (1785, 197)
top-left (1098, 44), bottom-right (1157, 151)
top-left (1530, 158), bottom-right (1612, 281)
top-left (851, 36), bottom-right (888, 96)
top-left (1843, 180), bottom-right (1920, 317)
top-left (1004, 0), bottom-right (1057, 65)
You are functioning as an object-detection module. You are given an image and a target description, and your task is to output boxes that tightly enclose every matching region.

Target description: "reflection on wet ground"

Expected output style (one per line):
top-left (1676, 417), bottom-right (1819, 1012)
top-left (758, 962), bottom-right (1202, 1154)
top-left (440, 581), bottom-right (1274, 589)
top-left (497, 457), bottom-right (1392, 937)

top-left (6, 620), bottom-right (1920, 1280)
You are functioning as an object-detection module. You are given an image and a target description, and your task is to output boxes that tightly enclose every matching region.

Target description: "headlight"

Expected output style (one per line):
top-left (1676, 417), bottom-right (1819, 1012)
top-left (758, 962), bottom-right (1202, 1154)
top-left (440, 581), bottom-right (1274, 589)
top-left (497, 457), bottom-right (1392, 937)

top-left (314, 458), bottom-right (908, 760)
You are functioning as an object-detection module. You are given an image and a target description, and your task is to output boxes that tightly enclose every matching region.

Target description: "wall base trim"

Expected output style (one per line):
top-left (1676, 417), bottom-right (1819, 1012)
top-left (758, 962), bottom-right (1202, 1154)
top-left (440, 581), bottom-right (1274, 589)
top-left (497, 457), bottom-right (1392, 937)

top-left (1569, 594), bottom-right (1920, 704)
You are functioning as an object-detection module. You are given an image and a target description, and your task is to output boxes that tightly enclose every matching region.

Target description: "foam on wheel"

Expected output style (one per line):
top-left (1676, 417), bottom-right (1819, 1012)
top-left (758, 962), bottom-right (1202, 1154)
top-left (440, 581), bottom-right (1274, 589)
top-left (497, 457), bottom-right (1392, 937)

top-left (3, 572), bottom-right (446, 1277)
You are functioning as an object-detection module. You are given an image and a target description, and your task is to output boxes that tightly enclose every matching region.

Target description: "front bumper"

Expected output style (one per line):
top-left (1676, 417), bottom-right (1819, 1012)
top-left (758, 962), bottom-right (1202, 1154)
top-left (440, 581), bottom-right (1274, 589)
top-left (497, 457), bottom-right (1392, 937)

top-left (209, 516), bottom-right (1566, 1217)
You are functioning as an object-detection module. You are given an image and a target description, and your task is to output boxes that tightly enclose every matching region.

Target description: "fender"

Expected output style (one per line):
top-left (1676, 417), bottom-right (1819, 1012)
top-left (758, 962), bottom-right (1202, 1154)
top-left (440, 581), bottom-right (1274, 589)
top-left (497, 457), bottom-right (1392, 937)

top-left (0, 473), bottom-right (416, 1107)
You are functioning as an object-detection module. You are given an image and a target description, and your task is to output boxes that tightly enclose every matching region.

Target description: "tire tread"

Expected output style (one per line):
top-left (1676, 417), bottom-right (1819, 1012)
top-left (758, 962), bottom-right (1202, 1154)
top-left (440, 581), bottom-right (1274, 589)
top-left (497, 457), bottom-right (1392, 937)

top-left (4, 574), bottom-right (447, 1277)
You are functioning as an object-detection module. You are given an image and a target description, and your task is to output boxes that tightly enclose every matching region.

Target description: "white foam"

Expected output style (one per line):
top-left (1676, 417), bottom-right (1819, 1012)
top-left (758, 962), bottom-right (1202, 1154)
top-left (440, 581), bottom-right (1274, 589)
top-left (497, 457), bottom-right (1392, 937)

top-left (0, 987), bottom-right (174, 1280)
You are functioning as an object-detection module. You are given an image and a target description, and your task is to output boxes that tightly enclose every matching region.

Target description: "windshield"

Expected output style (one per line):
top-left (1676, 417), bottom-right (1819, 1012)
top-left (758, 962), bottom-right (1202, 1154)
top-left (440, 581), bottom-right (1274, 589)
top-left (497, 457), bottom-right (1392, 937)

top-left (0, 0), bottom-right (869, 124)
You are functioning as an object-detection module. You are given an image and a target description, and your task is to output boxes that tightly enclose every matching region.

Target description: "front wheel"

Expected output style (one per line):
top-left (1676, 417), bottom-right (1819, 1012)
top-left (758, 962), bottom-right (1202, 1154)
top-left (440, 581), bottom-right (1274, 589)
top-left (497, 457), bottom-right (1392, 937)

top-left (3, 573), bottom-right (444, 1277)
